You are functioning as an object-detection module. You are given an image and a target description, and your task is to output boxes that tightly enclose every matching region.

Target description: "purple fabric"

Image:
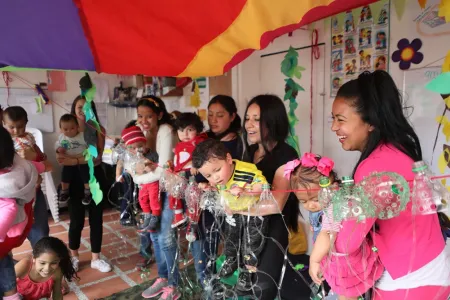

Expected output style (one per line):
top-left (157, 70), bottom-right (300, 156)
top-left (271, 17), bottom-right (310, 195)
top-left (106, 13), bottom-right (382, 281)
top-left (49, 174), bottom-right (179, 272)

top-left (0, 0), bottom-right (95, 70)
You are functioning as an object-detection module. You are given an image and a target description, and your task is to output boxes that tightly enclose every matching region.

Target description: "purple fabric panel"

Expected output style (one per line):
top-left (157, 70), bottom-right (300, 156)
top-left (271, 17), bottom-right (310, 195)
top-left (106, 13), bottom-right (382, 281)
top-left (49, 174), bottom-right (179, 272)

top-left (0, 0), bottom-right (95, 70)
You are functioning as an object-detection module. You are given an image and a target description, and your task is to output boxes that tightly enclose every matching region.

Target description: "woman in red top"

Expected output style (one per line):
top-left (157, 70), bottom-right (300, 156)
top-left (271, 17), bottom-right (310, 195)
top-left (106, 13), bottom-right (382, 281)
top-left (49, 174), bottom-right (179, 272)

top-left (15, 237), bottom-right (77, 300)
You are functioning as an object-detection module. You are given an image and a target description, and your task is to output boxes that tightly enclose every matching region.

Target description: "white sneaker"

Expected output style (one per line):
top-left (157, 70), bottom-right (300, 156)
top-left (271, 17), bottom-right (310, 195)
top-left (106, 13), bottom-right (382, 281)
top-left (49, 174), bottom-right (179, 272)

top-left (91, 259), bottom-right (112, 272)
top-left (71, 256), bottom-right (79, 272)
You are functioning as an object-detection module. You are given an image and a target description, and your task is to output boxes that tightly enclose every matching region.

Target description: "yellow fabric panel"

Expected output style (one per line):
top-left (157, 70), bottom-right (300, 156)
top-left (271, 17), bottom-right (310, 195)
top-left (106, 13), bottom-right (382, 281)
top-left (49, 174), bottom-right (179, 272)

top-left (178, 0), bottom-right (334, 77)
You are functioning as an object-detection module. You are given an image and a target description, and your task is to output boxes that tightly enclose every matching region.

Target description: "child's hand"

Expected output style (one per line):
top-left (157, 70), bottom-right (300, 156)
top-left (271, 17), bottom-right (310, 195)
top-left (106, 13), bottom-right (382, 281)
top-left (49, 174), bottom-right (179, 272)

top-left (190, 167), bottom-right (198, 176)
top-left (230, 186), bottom-right (245, 197)
top-left (56, 147), bottom-right (66, 154)
top-left (198, 182), bottom-right (211, 191)
top-left (43, 160), bottom-right (53, 172)
top-left (18, 146), bottom-right (37, 161)
top-left (144, 160), bottom-right (157, 172)
top-left (309, 261), bottom-right (324, 285)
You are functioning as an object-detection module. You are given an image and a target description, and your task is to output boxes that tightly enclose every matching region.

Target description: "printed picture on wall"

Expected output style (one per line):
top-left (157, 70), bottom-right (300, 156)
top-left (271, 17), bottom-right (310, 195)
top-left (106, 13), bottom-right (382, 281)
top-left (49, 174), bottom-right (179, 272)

top-left (332, 34), bottom-right (344, 48)
top-left (359, 49), bottom-right (373, 71)
top-left (344, 58), bottom-right (358, 78)
top-left (344, 11), bottom-right (356, 34)
top-left (374, 54), bottom-right (387, 71)
top-left (359, 5), bottom-right (373, 24)
top-left (375, 29), bottom-right (388, 51)
top-left (377, 4), bottom-right (389, 26)
top-left (331, 75), bottom-right (344, 96)
top-left (344, 36), bottom-right (357, 56)
top-left (332, 17), bottom-right (340, 33)
top-left (331, 49), bottom-right (343, 72)
top-left (359, 26), bottom-right (373, 48)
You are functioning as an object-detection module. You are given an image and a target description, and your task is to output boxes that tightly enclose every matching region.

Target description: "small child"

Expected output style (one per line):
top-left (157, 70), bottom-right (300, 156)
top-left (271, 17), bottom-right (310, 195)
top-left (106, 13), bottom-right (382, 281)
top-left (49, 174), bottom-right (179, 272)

top-left (15, 236), bottom-right (78, 300)
top-left (192, 139), bottom-right (268, 292)
top-left (170, 112), bottom-right (207, 228)
top-left (0, 127), bottom-right (49, 300)
top-left (55, 114), bottom-right (91, 206)
top-left (287, 153), bottom-right (383, 300)
top-left (120, 124), bottom-right (161, 232)
top-left (2, 106), bottom-right (47, 162)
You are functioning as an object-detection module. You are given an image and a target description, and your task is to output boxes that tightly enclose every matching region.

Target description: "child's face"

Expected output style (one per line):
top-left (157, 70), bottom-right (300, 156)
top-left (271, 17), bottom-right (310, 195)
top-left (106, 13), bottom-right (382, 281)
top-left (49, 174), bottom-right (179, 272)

top-left (60, 120), bottom-right (79, 138)
top-left (177, 125), bottom-right (198, 142)
top-left (126, 141), bottom-right (146, 154)
top-left (198, 154), bottom-right (234, 186)
top-left (294, 183), bottom-right (322, 212)
top-left (3, 116), bottom-right (26, 138)
top-left (33, 252), bottom-right (60, 278)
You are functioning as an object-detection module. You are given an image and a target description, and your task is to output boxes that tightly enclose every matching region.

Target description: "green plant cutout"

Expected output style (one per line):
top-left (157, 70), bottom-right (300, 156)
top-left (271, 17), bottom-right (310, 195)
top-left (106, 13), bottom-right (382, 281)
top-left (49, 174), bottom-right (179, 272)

top-left (281, 47), bottom-right (305, 154)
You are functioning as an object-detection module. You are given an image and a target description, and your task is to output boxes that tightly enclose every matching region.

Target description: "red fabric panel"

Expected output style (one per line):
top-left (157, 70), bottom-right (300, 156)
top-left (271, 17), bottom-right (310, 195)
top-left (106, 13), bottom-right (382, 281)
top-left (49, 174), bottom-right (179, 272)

top-left (75, 0), bottom-right (247, 75)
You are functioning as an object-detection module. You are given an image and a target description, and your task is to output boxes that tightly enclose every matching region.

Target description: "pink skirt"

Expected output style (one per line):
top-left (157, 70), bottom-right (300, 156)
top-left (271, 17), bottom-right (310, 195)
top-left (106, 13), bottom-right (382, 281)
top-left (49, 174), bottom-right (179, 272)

top-left (321, 241), bottom-right (384, 297)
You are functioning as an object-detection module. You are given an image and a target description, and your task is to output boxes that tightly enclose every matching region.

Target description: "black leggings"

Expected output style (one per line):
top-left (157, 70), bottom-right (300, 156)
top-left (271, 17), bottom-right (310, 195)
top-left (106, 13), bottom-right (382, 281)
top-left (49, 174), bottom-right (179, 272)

top-left (252, 214), bottom-right (289, 300)
top-left (68, 165), bottom-right (106, 253)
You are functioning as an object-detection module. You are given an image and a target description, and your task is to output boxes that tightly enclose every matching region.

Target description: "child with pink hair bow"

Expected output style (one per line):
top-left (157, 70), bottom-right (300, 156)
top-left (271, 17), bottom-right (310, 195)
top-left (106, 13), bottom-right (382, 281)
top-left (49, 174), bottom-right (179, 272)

top-left (285, 152), bottom-right (382, 299)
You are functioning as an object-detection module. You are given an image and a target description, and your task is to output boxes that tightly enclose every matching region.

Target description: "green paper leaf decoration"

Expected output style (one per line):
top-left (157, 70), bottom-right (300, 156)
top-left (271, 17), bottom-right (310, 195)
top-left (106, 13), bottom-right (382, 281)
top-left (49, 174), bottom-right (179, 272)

top-left (426, 72), bottom-right (450, 95)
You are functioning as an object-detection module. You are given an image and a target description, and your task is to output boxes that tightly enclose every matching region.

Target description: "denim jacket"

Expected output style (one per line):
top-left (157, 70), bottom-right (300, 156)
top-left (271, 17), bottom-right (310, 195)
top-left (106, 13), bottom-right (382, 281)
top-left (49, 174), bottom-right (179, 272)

top-left (309, 211), bottom-right (323, 243)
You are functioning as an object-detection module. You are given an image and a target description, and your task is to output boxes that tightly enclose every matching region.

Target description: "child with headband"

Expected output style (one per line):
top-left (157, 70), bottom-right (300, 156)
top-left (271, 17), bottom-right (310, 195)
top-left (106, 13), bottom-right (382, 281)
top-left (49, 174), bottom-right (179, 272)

top-left (286, 153), bottom-right (383, 300)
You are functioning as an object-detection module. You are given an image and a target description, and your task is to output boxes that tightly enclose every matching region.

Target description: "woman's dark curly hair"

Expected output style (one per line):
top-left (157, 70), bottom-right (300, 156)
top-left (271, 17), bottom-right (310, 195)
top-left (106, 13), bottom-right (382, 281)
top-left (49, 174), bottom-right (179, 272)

top-left (33, 237), bottom-right (78, 282)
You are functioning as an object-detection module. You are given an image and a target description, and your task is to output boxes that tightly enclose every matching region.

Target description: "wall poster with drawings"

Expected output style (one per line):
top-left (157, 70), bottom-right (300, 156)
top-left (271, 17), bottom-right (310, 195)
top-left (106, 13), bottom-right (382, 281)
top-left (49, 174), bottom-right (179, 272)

top-left (330, 0), bottom-right (390, 96)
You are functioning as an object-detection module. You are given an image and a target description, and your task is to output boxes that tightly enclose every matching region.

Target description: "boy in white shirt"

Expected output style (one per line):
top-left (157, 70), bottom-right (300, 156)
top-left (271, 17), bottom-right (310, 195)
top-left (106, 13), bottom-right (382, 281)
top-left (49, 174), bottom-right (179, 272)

top-left (55, 114), bottom-right (91, 205)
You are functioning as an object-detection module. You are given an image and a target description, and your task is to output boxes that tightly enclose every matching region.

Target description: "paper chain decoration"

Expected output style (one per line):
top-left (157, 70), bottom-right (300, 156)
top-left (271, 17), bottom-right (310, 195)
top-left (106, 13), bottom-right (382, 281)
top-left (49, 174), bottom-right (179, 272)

top-left (80, 73), bottom-right (103, 205)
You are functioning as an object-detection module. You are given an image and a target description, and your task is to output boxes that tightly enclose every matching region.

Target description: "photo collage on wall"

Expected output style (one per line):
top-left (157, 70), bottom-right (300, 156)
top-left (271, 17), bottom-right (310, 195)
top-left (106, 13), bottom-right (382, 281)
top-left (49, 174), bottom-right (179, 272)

top-left (331, 0), bottom-right (390, 96)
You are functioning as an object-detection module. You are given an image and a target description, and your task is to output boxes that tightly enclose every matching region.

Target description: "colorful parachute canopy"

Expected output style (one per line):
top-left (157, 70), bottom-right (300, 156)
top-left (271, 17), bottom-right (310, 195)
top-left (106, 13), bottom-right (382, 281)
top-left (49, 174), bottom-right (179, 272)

top-left (0, 0), bottom-right (375, 77)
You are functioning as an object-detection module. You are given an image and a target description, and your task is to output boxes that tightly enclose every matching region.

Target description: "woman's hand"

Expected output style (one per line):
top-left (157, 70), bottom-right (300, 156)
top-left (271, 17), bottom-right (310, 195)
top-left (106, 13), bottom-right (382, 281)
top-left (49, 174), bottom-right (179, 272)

top-left (309, 261), bottom-right (324, 285)
top-left (17, 146), bottom-right (38, 161)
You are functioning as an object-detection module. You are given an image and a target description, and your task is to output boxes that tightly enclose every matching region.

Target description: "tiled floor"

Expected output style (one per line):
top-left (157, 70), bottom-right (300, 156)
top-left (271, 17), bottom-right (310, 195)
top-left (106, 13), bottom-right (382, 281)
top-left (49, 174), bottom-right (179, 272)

top-left (12, 209), bottom-right (158, 300)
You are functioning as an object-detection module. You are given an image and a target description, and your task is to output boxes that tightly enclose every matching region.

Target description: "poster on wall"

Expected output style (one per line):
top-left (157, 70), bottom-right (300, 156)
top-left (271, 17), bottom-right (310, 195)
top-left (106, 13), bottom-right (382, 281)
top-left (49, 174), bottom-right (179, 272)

top-left (330, 0), bottom-right (390, 96)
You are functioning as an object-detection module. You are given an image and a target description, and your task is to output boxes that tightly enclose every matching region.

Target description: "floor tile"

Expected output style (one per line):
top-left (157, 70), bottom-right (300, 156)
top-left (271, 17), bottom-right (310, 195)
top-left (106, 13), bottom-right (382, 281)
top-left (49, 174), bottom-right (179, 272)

top-left (80, 276), bottom-right (130, 299)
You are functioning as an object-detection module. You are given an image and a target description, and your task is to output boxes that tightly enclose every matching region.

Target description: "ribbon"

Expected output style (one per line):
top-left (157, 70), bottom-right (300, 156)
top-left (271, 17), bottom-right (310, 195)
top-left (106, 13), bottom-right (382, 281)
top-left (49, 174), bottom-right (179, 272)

top-left (284, 153), bottom-right (335, 179)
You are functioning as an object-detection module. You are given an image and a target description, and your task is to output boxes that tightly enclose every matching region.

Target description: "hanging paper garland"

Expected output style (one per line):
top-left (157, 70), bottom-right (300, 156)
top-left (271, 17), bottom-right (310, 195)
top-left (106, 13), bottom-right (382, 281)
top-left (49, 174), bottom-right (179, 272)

top-left (79, 73), bottom-right (103, 205)
top-left (281, 46), bottom-right (305, 154)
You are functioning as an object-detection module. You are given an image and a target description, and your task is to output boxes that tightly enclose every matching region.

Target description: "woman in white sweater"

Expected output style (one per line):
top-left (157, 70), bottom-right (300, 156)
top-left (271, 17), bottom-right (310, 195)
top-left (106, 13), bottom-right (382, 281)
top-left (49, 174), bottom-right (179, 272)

top-left (135, 97), bottom-right (181, 300)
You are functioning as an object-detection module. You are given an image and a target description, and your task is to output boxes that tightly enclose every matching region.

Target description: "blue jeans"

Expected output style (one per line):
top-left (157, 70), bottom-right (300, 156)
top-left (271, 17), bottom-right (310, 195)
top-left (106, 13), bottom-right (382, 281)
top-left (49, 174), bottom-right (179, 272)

top-left (309, 211), bottom-right (323, 243)
top-left (27, 188), bottom-right (50, 247)
top-left (191, 229), bottom-right (219, 284)
top-left (140, 232), bottom-right (153, 259)
top-left (150, 193), bottom-right (179, 286)
top-left (0, 254), bottom-right (16, 294)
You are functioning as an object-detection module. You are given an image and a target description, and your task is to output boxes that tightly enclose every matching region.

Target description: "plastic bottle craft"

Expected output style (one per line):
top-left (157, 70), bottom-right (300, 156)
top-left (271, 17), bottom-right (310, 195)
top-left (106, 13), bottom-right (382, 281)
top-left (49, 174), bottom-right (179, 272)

top-left (159, 163), bottom-right (176, 193)
top-left (360, 171), bottom-right (409, 219)
top-left (256, 183), bottom-right (281, 214)
top-left (412, 161), bottom-right (449, 215)
top-left (332, 176), bottom-right (371, 222)
top-left (185, 176), bottom-right (203, 242)
top-left (170, 171), bottom-right (188, 199)
top-left (111, 142), bottom-right (126, 164)
top-left (318, 176), bottom-right (333, 209)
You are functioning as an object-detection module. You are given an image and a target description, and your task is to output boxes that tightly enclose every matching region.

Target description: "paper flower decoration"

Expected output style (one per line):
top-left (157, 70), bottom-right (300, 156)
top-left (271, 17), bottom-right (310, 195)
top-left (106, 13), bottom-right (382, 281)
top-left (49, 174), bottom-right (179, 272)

top-left (391, 38), bottom-right (424, 70)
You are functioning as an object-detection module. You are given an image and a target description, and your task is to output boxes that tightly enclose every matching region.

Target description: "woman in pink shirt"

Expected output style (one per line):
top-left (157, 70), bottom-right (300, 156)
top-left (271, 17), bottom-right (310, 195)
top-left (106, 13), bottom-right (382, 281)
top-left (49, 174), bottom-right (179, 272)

top-left (330, 70), bottom-right (450, 299)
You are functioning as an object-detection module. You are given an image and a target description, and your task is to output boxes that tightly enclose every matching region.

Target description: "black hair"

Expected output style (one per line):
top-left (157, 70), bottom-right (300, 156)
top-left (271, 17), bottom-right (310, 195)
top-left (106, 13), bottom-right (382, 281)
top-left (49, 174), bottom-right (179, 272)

top-left (59, 114), bottom-right (78, 128)
top-left (3, 106), bottom-right (28, 123)
top-left (207, 95), bottom-right (241, 139)
top-left (136, 96), bottom-right (172, 126)
top-left (124, 119), bottom-right (137, 129)
top-left (244, 95), bottom-right (291, 159)
top-left (32, 237), bottom-right (78, 282)
top-left (336, 71), bottom-right (422, 176)
top-left (192, 139), bottom-right (230, 169)
top-left (71, 95), bottom-right (102, 127)
top-left (173, 112), bottom-right (204, 133)
top-left (0, 127), bottom-right (15, 169)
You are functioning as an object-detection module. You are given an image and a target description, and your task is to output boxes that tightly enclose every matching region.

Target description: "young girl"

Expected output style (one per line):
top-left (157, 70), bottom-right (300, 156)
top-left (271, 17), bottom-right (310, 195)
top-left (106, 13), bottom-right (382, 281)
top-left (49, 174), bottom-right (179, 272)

top-left (0, 127), bottom-right (49, 300)
top-left (15, 237), bottom-right (78, 300)
top-left (287, 153), bottom-right (383, 300)
top-left (170, 112), bottom-right (207, 227)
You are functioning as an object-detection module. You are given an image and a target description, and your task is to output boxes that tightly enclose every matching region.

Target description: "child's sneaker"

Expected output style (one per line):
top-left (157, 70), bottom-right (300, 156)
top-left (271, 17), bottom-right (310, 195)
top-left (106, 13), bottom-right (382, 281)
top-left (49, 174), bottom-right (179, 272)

top-left (148, 215), bottom-right (161, 232)
top-left (59, 190), bottom-right (70, 205)
top-left (171, 211), bottom-right (187, 228)
top-left (82, 189), bottom-right (92, 206)
top-left (142, 278), bottom-right (168, 298)
top-left (159, 286), bottom-right (181, 300)
top-left (71, 256), bottom-right (79, 272)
